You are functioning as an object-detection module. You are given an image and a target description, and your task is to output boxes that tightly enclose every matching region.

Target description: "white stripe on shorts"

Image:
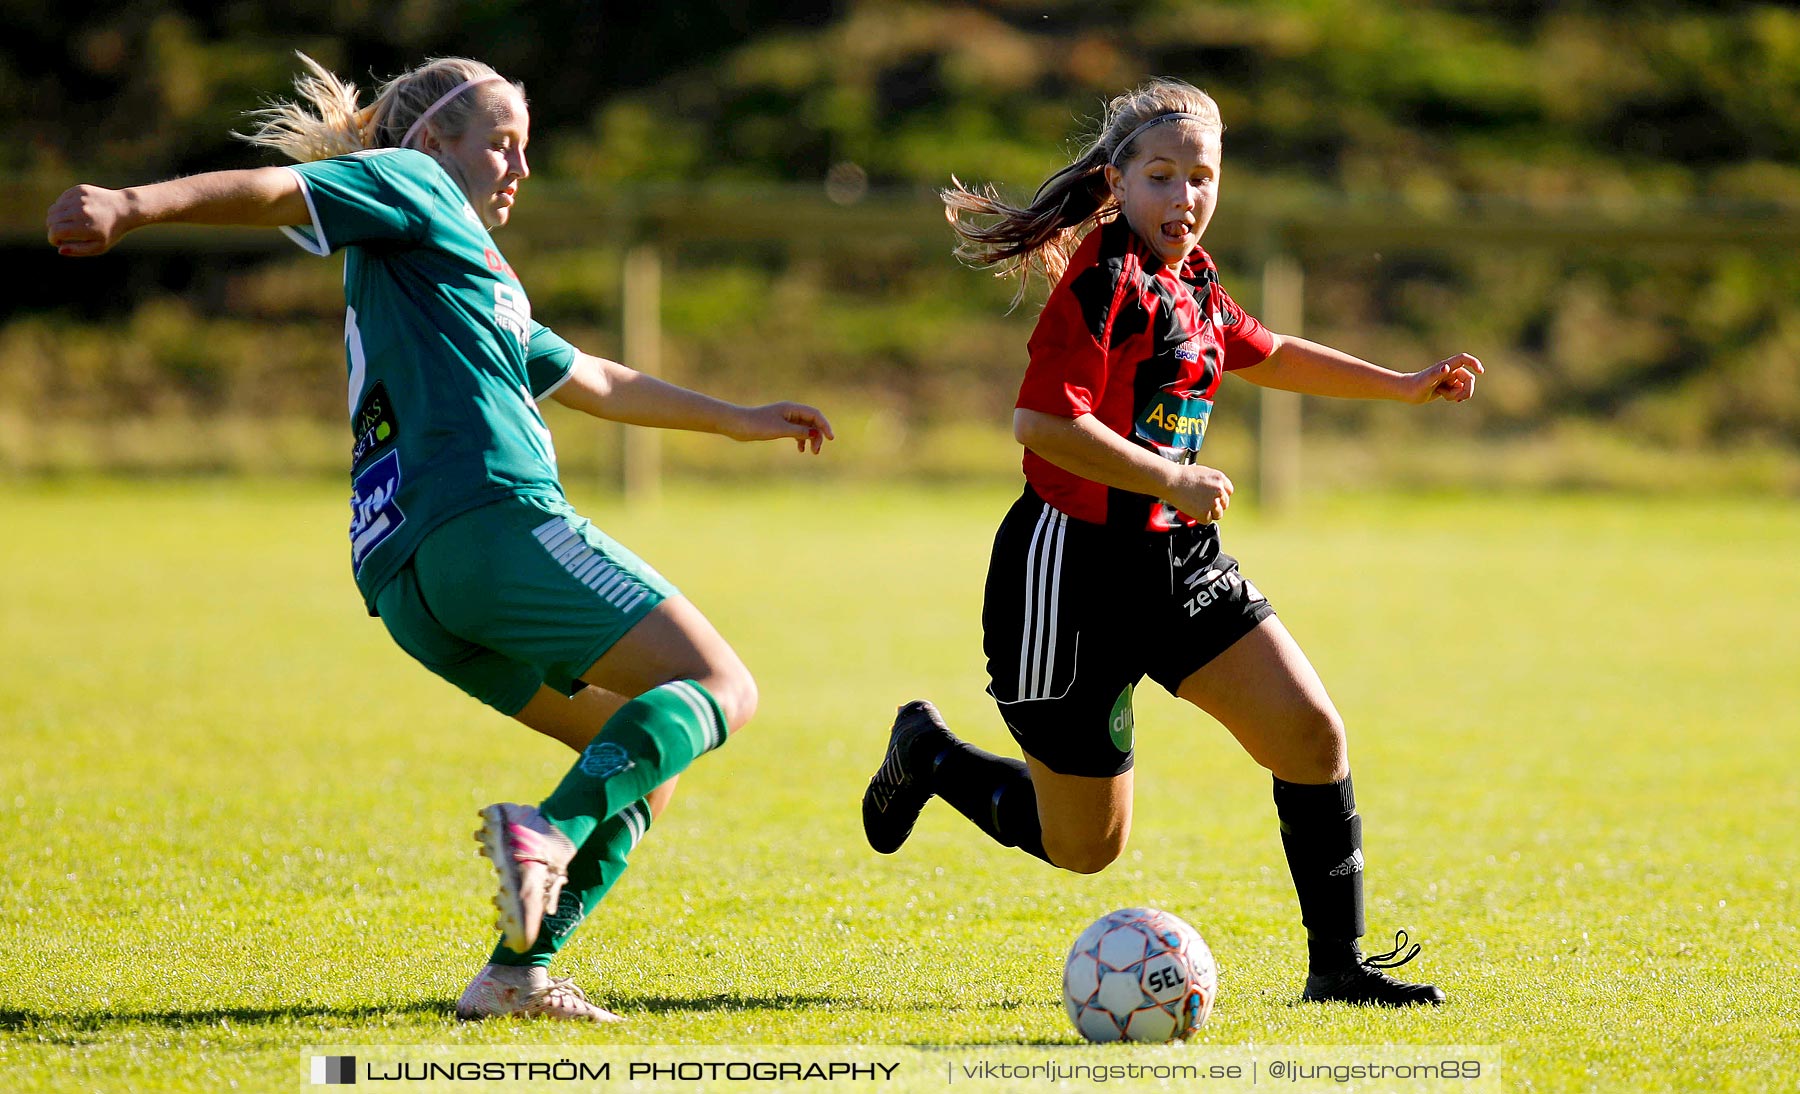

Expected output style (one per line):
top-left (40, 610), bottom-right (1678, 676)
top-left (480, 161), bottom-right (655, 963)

top-left (1017, 504), bottom-right (1069, 701)
top-left (531, 517), bottom-right (647, 613)
top-left (1016, 505), bottom-right (1049, 700)
top-left (1039, 511), bottom-right (1067, 696)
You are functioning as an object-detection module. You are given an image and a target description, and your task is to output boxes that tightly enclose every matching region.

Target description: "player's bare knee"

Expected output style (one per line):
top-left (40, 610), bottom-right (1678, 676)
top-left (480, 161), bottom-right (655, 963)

top-left (1052, 843), bottom-right (1123, 875)
top-left (1292, 706), bottom-right (1348, 782)
top-left (702, 665), bottom-right (758, 734)
top-left (1044, 831), bottom-right (1126, 875)
top-left (1248, 706), bottom-right (1346, 783)
top-left (728, 669), bottom-right (759, 732)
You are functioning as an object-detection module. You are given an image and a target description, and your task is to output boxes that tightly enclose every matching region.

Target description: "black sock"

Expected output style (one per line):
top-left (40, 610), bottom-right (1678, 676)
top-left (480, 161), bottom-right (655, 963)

top-left (1272, 773), bottom-right (1366, 973)
top-left (923, 739), bottom-right (1052, 864)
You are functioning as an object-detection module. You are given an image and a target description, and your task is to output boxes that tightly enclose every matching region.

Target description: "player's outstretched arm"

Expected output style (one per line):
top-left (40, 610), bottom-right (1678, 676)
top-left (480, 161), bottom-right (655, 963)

top-left (551, 352), bottom-right (834, 454)
top-left (47, 168), bottom-right (309, 258)
top-left (1014, 408), bottom-right (1234, 522)
top-left (1235, 334), bottom-right (1483, 405)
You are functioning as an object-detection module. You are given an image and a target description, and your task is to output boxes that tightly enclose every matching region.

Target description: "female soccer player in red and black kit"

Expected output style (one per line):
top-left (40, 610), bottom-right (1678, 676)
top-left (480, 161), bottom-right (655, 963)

top-left (861, 78), bottom-right (1483, 1007)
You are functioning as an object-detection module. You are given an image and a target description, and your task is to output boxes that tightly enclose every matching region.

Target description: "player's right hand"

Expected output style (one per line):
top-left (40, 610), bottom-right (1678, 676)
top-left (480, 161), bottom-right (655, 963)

top-left (47, 185), bottom-right (133, 257)
top-left (727, 401), bottom-right (836, 453)
top-left (1168, 463), bottom-right (1233, 524)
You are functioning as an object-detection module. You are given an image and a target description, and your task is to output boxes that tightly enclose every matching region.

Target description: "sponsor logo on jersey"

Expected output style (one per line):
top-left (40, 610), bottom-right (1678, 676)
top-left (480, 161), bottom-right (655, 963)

top-left (482, 247), bottom-right (517, 280)
top-left (1175, 338), bottom-right (1202, 363)
top-left (349, 449), bottom-right (405, 573)
top-left (493, 283), bottom-right (532, 353)
top-left (350, 381), bottom-right (397, 465)
top-left (1136, 389), bottom-right (1213, 454)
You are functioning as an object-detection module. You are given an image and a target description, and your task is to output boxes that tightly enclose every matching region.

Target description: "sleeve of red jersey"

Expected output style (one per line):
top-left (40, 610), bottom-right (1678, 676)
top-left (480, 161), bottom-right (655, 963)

top-left (1017, 262), bottom-right (1124, 417)
top-left (1216, 283), bottom-right (1277, 371)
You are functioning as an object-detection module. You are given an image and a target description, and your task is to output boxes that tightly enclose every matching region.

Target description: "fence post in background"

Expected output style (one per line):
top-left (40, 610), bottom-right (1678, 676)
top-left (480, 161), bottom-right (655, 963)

top-left (620, 243), bottom-right (663, 503)
top-left (1258, 252), bottom-right (1304, 513)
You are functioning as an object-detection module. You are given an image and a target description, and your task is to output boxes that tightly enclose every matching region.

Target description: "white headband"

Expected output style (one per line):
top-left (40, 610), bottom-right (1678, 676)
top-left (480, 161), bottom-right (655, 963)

top-left (401, 74), bottom-right (507, 150)
top-left (1108, 112), bottom-right (1206, 167)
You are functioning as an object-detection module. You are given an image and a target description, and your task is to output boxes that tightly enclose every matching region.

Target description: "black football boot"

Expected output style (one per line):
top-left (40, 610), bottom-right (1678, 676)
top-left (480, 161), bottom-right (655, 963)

top-left (1302, 931), bottom-right (1447, 1007)
top-left (860, 700), bottom-right (954, 854)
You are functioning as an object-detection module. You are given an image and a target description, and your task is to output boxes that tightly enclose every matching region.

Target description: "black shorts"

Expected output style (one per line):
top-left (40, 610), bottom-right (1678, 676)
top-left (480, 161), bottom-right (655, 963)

top-left (982, 486), bottom-right (1276, 778)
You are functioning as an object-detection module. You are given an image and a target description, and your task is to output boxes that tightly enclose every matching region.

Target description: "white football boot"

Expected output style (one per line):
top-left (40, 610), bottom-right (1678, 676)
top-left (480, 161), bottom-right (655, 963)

top-left (474, 802), bottom-right (577, 954)
top-left (455, 963), bottom-right (624, 1022)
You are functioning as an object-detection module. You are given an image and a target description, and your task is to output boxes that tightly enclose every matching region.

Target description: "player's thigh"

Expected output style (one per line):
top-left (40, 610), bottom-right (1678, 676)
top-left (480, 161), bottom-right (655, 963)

top-left (1025, 754), bottom-right (1134, 875)
top-left (1174, 615), bottom-right (1347, 783)
top-left (513, 682), bottom-right (628, 750)
top-left (573, 595), bottom-right (756, 733)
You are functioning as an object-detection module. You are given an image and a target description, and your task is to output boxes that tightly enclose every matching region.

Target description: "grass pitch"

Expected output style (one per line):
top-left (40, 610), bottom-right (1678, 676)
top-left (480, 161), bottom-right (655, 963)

top-left (1, 479), bottom-right (1795, 1092)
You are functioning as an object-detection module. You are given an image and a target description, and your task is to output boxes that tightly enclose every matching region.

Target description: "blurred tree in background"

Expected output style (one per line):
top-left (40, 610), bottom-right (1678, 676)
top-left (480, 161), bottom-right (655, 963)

top-left (2, 1), bottom-right (1796, 486)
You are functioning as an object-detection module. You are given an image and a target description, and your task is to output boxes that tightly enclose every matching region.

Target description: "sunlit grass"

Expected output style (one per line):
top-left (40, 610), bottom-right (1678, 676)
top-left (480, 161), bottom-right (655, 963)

top-left (1, 480), bottom-right (1794, 1092)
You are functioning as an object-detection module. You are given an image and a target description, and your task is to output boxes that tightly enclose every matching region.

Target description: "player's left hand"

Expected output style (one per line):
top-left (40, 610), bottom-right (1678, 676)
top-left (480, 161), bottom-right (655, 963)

top-left (729, 402), bottom-right (836, 453)
top-left (1406, 353), bottom-right (1483, 404)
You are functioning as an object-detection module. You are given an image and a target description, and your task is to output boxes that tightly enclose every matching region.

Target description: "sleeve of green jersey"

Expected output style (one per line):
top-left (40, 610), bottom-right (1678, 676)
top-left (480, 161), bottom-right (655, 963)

top-left (279, 149), bottom-right (443, 256)
top-left (526, 322), bottom-right (579, 400)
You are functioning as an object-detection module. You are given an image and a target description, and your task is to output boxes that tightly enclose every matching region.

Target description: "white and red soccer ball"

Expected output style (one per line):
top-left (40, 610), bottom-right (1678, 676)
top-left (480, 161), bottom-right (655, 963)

top-left (1062, 907), bottom-right (1217, 1042)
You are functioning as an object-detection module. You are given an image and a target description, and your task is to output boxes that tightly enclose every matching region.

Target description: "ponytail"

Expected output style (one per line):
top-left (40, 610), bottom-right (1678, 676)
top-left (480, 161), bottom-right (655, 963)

top-left (237, 52), bottom-right (521, 164)
top-left (941, 78), bottom-right (1223, 307)
top-left (236, 52), bottom-right (371, 162)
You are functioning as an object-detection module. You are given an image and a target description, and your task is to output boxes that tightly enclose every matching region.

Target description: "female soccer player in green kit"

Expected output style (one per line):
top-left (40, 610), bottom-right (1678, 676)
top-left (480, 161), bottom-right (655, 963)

top-left (47, 54), bottom-right (834, 1022)
top-left (861, 78), bottom-right (1483, 1007)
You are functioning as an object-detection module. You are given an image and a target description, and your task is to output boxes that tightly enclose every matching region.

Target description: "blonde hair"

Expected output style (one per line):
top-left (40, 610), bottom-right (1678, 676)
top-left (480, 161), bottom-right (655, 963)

top-left (237, 52), bottom-right (523, 162)
top-left (941, 78), bottom-right (1223, 305)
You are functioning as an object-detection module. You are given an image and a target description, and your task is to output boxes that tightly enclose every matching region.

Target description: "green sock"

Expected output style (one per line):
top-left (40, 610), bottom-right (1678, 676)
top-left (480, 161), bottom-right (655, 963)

top-left (489, 799), bottom-right (651, 968)
top-left (539, 680), bottom-right (725, 847)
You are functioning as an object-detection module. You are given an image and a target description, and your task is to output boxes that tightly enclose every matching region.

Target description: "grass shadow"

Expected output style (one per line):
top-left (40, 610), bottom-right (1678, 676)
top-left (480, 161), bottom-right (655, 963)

top-left (606, 995), bottom-right (1089, 1046)
top-left (610, 992), bottom-right (851, 1014)
top-left (0, 1000), bottom-right (450, 1034)
top-left (1, 995), bottom-right (1082, 1045)
top-left (0, 995), bottom-right (858, 1035)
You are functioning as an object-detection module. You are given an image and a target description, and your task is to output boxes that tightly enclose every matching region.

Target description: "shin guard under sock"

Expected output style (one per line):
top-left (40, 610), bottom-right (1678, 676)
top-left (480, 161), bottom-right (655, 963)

top-left (1272, 773), bottom-right (1366, 973)
top-left (929, 741), bottom-right (1051, 864)
top-left (540, 680), bottom-right (724, 847)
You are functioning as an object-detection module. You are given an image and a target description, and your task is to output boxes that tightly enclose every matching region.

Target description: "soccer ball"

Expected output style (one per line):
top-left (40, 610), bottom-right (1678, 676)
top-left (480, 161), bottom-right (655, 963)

top-left (1062, 907), bottom-right (1216, 1043)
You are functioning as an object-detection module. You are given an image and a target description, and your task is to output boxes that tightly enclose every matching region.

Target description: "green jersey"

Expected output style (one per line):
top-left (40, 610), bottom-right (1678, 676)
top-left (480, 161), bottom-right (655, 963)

top-left (281, 149), bottom-right (577, 610)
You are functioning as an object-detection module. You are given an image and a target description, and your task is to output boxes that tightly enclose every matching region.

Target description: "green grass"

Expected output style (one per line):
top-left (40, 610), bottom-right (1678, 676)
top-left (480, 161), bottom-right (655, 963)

top-left (1, 479), bottom-right (1795, 1092)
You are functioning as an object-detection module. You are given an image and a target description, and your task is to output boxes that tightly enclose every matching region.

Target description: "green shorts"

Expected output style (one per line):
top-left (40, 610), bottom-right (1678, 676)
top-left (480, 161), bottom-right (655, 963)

top-left (373, 494), bottom-right (678, 716)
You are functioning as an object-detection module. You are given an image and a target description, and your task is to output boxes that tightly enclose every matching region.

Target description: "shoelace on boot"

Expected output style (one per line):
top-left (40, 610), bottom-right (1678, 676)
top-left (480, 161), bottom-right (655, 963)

top-left (523, 977), bottom-right (592, 1010)
top-left (1361, 930), bottom-right (1422, 971)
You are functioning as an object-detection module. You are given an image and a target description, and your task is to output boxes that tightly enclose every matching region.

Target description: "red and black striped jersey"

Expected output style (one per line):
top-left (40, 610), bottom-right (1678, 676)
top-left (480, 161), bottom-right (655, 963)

top-left (1016, 217), bottom-right (1275, 532)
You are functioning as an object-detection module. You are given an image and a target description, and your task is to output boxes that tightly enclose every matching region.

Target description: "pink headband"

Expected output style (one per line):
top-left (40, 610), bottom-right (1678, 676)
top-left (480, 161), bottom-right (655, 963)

top-left (401, 73), bottom-right (507, 150)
